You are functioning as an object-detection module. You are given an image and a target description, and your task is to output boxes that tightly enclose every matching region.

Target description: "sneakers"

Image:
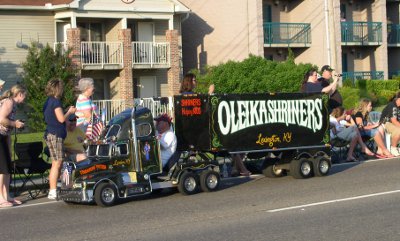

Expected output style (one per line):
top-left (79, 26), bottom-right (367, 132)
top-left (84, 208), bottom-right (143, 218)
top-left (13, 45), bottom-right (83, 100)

top-left (389, 147), bottom-right (400, 157)
top-left (47, 189), bottom-right (57, 200)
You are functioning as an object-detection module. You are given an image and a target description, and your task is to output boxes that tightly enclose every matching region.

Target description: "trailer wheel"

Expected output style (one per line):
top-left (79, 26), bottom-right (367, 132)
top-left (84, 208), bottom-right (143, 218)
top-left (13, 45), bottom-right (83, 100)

top-left (178, 172), bottom-right (199, 195)
top-left (262, 163), bottom-right (284, 178)
top-left (94, 183), bottom-right (117, 207)
top-left (199, 170), bottom-right (220, 192)
top-left (313, 156), bottom-right (331, 177)
top-left (290, 158), bottom-right (313, 179)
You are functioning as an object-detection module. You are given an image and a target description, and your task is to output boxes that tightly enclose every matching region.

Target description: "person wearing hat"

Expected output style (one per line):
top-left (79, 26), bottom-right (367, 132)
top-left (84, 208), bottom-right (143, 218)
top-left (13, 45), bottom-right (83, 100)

top-left (64, 113), bottom-right (87, 162)
top-left (154, 113), bottom-right (177, 169)
top-left (379, 92), bottom-right (400, 156)
top-left (318, 65), bottom-right (343, 110)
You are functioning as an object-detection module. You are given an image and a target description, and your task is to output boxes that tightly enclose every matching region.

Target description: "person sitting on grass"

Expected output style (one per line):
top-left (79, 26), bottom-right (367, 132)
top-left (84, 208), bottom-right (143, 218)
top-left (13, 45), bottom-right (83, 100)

top-left (330, 106), bottom-right (375, 162)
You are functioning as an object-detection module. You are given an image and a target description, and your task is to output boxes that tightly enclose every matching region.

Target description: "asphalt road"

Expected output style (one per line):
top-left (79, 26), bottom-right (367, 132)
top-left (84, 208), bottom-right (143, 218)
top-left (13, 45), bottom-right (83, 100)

top-left (1, 158), bottom-right (400, 241)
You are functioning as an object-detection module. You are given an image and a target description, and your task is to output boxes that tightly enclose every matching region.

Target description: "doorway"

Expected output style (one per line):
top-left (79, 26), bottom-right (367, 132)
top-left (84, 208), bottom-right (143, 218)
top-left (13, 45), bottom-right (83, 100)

top-left (139, 76), bottom-right (157, 98)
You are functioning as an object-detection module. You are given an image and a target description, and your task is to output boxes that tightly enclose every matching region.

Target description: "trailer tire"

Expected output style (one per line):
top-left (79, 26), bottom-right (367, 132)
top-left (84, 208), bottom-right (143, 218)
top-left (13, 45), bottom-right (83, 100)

top-left (199, 170), bottom-right (220, 192)
top-left (178, 172), bottom-right (199, 195)
top-left (262, 163), bottom-right (284, 178)
top-left (313, 156), bottom-right (331, 177)
top-left (290, 158), bottom-right (313, 179)
top-left (94, 183), bottom-right (117, 207)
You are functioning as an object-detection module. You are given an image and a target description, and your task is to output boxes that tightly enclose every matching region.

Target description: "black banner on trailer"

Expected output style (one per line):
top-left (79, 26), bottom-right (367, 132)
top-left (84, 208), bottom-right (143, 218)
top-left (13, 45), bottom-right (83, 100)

top-left (174, 93), bottom-right (330, 152)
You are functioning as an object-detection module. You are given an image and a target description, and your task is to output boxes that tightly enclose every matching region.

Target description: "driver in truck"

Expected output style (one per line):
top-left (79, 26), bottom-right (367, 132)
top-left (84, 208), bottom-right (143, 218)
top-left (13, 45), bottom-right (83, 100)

top-left (155, 113), bottom-right (177, 170)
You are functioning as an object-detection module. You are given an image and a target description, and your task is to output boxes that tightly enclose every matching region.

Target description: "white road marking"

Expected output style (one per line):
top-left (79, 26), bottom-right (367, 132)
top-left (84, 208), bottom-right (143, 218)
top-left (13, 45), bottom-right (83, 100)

top-left (267, 189), bottom-right (400, 213)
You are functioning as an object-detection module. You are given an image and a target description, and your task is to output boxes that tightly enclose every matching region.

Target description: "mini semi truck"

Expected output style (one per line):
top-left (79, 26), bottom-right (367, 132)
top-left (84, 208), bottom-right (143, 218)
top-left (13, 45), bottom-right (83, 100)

top-left (58, 92), bottom-right (331, 206)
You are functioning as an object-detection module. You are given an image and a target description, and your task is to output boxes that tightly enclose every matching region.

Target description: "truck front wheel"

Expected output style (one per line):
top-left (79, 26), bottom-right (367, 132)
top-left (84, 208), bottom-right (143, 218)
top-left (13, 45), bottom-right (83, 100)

top-left (290, 158), bottom-right (313, 179)
top-left (199, 170), bottom-right (220, 192)
top-left (178, 172), bottom-right (199, 195)
top-left (313, 156), bottom-right (331, 177)
top-left (94, 183), bottom-right (118, 207)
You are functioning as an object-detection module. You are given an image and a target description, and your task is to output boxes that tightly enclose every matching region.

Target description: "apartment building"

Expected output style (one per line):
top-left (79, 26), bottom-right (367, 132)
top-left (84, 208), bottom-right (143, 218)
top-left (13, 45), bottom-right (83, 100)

top-left (181, 0), bottom-right (400, 82)
top-left (0, 0), bottom-right (189, 104)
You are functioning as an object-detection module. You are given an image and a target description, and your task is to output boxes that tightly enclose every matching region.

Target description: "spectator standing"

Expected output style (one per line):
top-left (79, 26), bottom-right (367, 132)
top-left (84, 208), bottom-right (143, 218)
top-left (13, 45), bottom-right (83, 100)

top-left (43, 79), bottom-right (76, 199)
top-left (64, 113), bottom-right (87, 162)
top-left (180, 73), bottom-right (214, 94)
top-left (154, 113), bottom-right (177, 169)
top-left (379, 92), bottom-right (400, 156)
top-left (301, 68), bottom-right (339, 95)
top-left (353, 99), bottom-right (394, 158)
top-left (0, 85), bottom-right (26, 207)
top-left (75, 78), bottom-right (96, 133)
top-left (319, 65), bottom-right (343, 109)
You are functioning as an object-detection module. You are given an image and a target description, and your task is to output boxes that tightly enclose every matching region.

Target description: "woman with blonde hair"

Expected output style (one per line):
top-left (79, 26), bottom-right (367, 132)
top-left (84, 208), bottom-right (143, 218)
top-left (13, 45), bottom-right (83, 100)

top-left (43, 79), bottom-right (76, 199)
top-left (353, 98), bottom-right (394, 158)
top-left (330, 106), bottom-right (375, 162)
top-left (0, 84), bottom-right (26, 207)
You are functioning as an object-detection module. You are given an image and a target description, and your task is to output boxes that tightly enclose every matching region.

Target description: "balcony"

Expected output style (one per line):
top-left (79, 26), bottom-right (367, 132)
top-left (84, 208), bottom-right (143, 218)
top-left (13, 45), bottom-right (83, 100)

top-left (341, 22), bottom-right (382, 46)
top-left (81, 42), bottom-right (123, 70)
top-left (388, 24), bottom-right (400, 47)
top-left (263, 22), bottom-right (311, 47)
top-left (132, 42), bottom-right (170, 69)
top-left (342, 71), bottom-right (384, 84)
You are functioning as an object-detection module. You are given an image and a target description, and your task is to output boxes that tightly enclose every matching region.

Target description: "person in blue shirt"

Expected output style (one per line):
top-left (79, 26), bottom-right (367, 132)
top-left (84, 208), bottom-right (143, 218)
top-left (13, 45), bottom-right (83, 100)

top-left (43, 79), bottom-right (76, 199)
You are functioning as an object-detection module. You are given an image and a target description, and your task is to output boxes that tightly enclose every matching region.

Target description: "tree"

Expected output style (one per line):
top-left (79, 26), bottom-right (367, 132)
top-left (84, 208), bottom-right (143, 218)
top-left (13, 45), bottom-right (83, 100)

top-left (21, 42), bottom-right (77, 131)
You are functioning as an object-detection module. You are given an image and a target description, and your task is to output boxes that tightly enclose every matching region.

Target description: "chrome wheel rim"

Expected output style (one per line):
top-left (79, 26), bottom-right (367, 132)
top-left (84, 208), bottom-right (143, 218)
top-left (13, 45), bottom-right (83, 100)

top-left (102, 187), bottom-right (115, 203)
top-left (301, 162), bottom-right (311, 176)
top-left (206, 174), bottom-right (218, 189)
top-left (184, 177), bottom-right (197, 192)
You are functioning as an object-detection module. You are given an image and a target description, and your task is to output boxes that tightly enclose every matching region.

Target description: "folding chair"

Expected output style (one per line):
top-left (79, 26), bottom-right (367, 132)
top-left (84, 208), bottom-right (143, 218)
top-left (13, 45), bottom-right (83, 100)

top-left (330, 137), bottom-right (350, 163)
top-left (12, 142), bottom-right (51, 199)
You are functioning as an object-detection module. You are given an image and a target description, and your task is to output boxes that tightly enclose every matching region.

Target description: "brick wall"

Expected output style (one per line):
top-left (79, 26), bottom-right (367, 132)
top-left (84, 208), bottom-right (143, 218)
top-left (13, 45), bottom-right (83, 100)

top-left (166, 30), bottom-right (181, 95)
top-left (118, 29), bottom-right (134, 105)
top-left (66, 28), bottom-right (81, 71)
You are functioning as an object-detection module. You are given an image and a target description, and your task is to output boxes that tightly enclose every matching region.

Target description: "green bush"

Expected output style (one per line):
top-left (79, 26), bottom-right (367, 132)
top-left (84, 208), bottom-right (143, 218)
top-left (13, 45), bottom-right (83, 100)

top-left (194, 55), bottom-right (316, 94)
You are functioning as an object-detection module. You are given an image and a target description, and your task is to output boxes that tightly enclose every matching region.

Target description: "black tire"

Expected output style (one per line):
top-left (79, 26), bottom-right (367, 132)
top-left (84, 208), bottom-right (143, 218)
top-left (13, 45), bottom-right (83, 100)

top-left (94, 183), bottom-right (118, 207)
top-left (177, 172), bottom-right (199, 195)
top-left (199, 170), bottom-right (220, 192)
top-left (290, 158), bottom-right (313, 179)
top-left (313, 156), bottom-right (331, 177)
top-left (262, 163), bottom-right (284, 178)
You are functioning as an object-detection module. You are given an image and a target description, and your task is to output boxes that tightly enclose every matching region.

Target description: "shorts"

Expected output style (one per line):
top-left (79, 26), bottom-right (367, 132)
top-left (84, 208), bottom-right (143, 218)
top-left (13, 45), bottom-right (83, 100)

top-left (0, 134), bottom-right (11, 174)
top-left (337, 125), bottom-right (358, 142)
top-left (360, 128), bottom-right (378, 138)
top-left (384, 122), bottom-right (400, 137)
top-left (45, 133), bottom-right (64, 161)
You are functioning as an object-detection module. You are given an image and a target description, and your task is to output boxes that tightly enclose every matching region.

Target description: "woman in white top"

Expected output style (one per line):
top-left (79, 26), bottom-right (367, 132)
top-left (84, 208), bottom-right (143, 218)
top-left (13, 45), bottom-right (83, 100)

top-left (330, 106), bottom-right (375, 162)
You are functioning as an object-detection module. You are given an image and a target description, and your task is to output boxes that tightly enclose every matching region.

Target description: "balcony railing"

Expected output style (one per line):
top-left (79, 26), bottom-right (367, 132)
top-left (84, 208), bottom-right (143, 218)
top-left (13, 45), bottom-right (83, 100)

top-left (341, 22), bottom-right (382, 45)
top-left (263, 22), bottom-right (311, 47)
top-left (92, 98), bottom-right (173, 124)
top-left (81, 42), bottom-right (123, 69)
top-left (92, 99), bottom-right (133, 124)
top-left (388, 24), bottom-right (400, 46)
top-left (132, 42), bottom-right (170, 68)
top-left (342, 71), bottom-right (384, 84)
top-left (389, 71), bottom-right (400, 79)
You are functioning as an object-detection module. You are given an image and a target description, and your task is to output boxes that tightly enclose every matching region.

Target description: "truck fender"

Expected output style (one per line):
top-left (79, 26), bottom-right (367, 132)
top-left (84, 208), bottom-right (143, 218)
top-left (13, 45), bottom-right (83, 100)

top-left (93, 179), bottom-right (120, 198)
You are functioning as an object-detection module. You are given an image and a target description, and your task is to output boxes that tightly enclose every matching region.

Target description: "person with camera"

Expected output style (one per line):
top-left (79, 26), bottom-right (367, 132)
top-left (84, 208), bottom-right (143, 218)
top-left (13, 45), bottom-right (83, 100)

top-left (318, 65), bottom-right (343, 110)
top-left (0, 84), bottom-right (26, 207)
